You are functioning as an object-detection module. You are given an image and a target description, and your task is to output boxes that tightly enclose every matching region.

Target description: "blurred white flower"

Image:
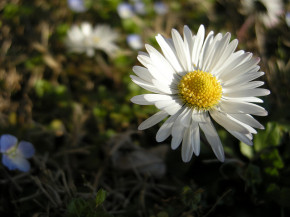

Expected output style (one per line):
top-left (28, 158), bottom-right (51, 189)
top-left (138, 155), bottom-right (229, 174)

top-left (130, 25), bottom-right (270, 162)
top-left (242, 0), bottom-right (283, 28)
top-left (154, 1), bottom-right (168, 15)
top-left (65, 22), bottom-right (119, 57)
top-left (67, 0), bottom-right (87, 13)
top-left (117, 2), bottom-right (134, 19)
top-left (127, 34), bottom-right (143, 50)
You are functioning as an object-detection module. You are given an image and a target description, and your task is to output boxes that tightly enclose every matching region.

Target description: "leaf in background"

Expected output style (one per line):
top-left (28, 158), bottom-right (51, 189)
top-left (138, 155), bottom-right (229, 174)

top-left (261, 149), bottom-right (284, 177)
top-left (254, 122), bottom-right (282, 152)
top-left (266, 185), bottom-right (290, 208)
top-left (157, 211), bottom-right (169, 217)
top-left (240, 142), bottom-right (254, 159)
top-left (181, 186), bottom-right (203, 211)
top-left (266, 183), bottom-right (280, 198)
top-left (280, 188), bottom-right (290, 208)
top-left (244, 164), bottom-right (262, 192)
top-left (95, 188), bottom-right (107, 207)
top-left (66, 198), bottom-right (92, 217)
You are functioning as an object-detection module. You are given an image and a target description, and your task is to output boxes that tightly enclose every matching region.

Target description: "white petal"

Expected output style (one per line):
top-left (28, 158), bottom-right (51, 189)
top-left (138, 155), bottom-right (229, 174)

top-left (223, 96), bottom-right (263, 103)
top-left (210, 110), bottom-right (250, 134)
top-left (207, 33), bottom-right (231, 73)
top-left (131, 94), bottom-right (173, 105)
top-left (192, 25), bottom-right (205, 67)
top-left (201, 33), bottom-right (223, 72)
top-left (223, 81), bottom-right (264, 93)
top-left (183, 25), bottom-right (193, 64)
top-left (216, 52), bottom-right (252, 80)
top-left (155, 34), bottom-right (184, 74)
top-left (81, 22), bottom-right (93, 36)
top-left (219, 57), bottom-right (260, 81)
top-left (133, 66), bottom-right (154, 82)
top-left (144, 94), bottom-right (175, 102)
top-left (219, 100), bottom-right (268, 116)
top-left (229, 131), bottom-right (253, 146)
top-left (138, 111), bottom-right (168, 130)
top-left (156, 110), bottom-right (182, 142)
top-left (171, 108), bottom-right (187, 150)
top-left (172, 107), bottom-right (188, 137)
top-left (171, 29), bottom-right (191, 71)
top-left (152, 79), bottom-right (178, 94)
top-left (190, 122), bottom-right (200, 156)
top-left (131, 95), bottom-right (153, 105)
top-left (174, 107), bottom-right (193, 128)
top-left (229, 116), bottom-right (257, 134)
top-left (223, 88), bottom-right (270, 98)
top-left (86, 49), bottom-right (95, 57)
top-left (155, 98), bottom-right (179, 110)
top-left (230, 114), bottom-right (264, 129)
top-left (199, 117), bottom-right (225, 162)
top-left (212, 39), bottom-right (238, 75)
top-left (171, 134), bottom-right (183, 150)
top-left (163, 103), bottom-right (183, 115)
top-left (155, 99), bottom-right (183, 115)
top-left (145, 44), bottom-right (178, 83)
top-left (198, 31), bottom-right (214, 69)
top-left (224, 71), bottom-right (264, 86)
top-left (191, 111), bottom-right (207, 123)
top-left (182, 126), bottom-right (194, 162)
top-left (137, 52), bottom-right (151, 68)
top-left (130, 75), bottom-right (163, 93)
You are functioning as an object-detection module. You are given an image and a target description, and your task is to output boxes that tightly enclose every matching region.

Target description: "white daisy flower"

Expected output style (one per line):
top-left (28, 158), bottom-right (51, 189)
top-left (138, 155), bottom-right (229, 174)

top-left (242, 0), bottom-right (284, 28)
top-left (130, 25), bottom-right (270, 162)
top-left (65, 22), bottom-right (119, 57)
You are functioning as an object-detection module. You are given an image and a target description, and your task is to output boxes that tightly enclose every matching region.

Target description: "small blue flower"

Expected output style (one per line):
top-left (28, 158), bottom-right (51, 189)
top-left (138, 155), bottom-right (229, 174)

top-left (0, 134), bottom-right (35, 172)
top-left (127, 34), bottom-right (143, 50)
top-left (134, 1), bottom-right (146, 15)
top-left (154, 1), bottom-right (168, 15)
top-left (286, 12), bottom-right (290, 27)
top-left (117, 2), bottom-right (134, 19)
top-left (67, 0), bottom-right (87, 13)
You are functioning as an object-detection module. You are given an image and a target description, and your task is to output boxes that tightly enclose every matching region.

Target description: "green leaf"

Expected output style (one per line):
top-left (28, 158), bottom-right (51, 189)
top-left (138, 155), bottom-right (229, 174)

top-left (66, 198), bottom-right (92, 217)
top-left (264, 167), bottom-right (279, 177)
top-left (157, 211), bottom-right (169, 217)
top-left (3, 4), bottom-right (32, 19)
top-left (95, 188), bottom-right (107, 207)
top-left (240, 142), bottom-right (254, 159)
top-left (181, 186), bottom-right (203, 210)
top-left (244, 164), bottom-right (262, 190)
top-left (261, 149), bottom-right (284, 169)
top-left (261, 149), bottom-right (284, 177)
top-left (254, 122), bottom-right (282, 152)
top-left (280, 188), bottom-right (290, 207)
top-left (266, 183), bottom-right (280, 195)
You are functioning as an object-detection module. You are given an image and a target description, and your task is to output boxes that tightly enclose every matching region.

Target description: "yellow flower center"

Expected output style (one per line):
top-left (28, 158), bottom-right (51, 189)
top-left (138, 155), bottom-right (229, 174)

top-left (6, 146), bottom-right (18, 158)
top-left (93, 36), bottom-right (100, 43)
top-left (178, 70), bottom-right (222, 110)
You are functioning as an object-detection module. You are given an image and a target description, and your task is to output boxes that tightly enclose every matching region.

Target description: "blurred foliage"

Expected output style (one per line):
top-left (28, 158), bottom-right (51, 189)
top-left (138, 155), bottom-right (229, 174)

top-left (0, 0), bottom-right (290, 217)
